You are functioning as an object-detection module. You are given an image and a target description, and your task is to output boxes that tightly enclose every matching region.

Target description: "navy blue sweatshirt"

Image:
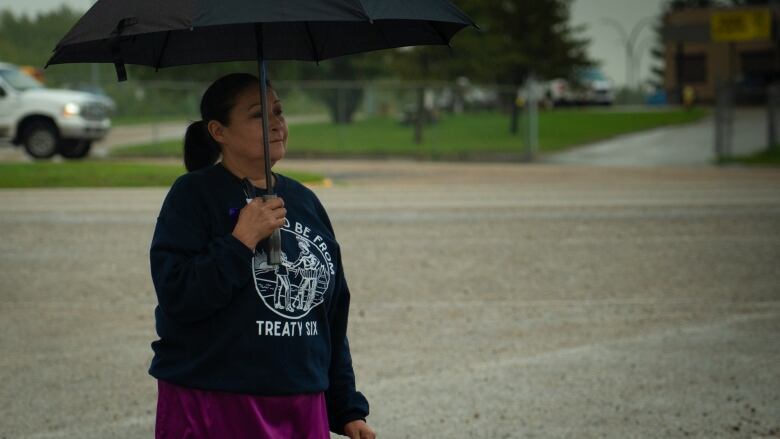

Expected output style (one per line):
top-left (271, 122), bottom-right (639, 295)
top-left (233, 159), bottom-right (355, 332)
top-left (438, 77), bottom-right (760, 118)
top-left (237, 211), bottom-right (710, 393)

top-left (148, 162), bottom-right (369, 434)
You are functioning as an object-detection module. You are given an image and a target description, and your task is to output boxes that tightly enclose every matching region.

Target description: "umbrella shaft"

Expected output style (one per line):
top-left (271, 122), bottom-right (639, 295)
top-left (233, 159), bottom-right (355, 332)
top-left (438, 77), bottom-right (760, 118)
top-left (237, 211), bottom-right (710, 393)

top-left (255, 23), bottom-right (274, 195)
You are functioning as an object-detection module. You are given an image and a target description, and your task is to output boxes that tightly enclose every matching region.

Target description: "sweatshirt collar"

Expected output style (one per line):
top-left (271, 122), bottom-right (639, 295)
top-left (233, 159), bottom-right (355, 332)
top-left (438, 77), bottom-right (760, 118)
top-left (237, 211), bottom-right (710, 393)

top-left (214, 161), bottom-right (285, 196)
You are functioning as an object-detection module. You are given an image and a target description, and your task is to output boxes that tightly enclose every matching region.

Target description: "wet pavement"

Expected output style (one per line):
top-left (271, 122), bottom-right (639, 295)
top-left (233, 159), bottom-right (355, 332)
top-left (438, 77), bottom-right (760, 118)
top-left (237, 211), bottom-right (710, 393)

top-left (544, 108), bottom-right (768, 166)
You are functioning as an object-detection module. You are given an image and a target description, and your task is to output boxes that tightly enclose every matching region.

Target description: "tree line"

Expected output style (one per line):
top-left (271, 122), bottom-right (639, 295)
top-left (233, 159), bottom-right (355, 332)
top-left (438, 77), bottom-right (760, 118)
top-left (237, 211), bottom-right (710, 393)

top-left (1, 1), bottom-right (590, 84)
top-left (1, 1), bottom-right (590, 128)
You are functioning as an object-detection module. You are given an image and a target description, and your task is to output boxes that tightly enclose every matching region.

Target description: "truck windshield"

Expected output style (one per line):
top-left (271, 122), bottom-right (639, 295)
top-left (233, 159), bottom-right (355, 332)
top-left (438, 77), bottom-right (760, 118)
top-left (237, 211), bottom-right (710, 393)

top-left (0, 69), bottom-right (44, 91)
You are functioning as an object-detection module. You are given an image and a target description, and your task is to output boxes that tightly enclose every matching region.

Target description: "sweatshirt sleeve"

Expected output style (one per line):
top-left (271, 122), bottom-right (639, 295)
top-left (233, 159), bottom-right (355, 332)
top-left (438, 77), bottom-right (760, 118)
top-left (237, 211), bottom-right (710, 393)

top-left (309, 190), bottom-right (369, 434)
top-left (149, 176), bottom-right (254, 324)
top-left (325, 245), bottom-right (370, 435)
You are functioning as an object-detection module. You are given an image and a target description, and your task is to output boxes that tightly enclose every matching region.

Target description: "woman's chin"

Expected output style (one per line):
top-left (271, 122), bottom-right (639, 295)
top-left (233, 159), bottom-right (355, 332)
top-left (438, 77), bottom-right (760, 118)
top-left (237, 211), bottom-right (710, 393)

top-left (270, 145), bottom-right (287, 164)
top-left (257, 155), bottom-right (285, 168)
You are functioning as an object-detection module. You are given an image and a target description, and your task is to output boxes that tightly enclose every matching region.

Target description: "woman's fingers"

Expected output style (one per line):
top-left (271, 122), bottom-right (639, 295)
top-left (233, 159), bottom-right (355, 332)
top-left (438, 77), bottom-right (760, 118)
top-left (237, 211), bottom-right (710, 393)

top-left (247, 196), bottom-right (284, 208)
top-left (247, 199), bottom-right (285, 219)
top-left (263, 197), bottom-right (284, 209)
top-left (234, 196), bottom-right (287, 246)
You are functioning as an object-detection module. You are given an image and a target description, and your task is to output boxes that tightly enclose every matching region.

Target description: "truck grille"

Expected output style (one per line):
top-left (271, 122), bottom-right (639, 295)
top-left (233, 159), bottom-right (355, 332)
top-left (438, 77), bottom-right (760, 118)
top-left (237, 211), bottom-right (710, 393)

top-left (81, 103), bottom-right (109, 121)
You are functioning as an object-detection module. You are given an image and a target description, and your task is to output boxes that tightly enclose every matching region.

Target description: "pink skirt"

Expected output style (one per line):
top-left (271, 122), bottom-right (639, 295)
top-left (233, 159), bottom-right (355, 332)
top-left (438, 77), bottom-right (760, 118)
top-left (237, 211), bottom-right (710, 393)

top-left (155, 380), bottom-right (330, 439)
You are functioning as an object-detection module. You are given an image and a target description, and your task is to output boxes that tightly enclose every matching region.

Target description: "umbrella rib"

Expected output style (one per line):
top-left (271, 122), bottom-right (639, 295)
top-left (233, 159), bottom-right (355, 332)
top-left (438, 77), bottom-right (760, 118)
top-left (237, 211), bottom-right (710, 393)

top-left (154, 31), bottom-right (172, 72)
top-left (352, 0), bottom-right (374, 23)
top-left (352, 0), bottom-right (390, 51)
top-left (303, 22), bottom-right (320, 63)
top-left (427, 20), bottom-right (452, 49)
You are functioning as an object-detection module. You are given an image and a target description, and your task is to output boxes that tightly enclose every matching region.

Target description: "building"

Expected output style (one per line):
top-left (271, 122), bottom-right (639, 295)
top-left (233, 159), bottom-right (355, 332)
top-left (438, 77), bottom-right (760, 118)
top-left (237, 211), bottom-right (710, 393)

top-left (662, 6), bottom-right (780, 104)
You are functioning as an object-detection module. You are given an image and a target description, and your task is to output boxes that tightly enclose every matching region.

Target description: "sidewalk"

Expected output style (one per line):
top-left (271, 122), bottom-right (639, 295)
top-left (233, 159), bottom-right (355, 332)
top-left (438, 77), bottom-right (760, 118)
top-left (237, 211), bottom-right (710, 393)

top-left (542, 108), bottom-right (769, 166)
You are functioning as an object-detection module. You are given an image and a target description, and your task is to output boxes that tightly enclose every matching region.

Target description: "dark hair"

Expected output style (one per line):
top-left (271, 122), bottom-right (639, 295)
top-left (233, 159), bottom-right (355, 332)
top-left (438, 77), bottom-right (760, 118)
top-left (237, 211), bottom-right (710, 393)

top-left (183, 73), bottom-right (272, 172)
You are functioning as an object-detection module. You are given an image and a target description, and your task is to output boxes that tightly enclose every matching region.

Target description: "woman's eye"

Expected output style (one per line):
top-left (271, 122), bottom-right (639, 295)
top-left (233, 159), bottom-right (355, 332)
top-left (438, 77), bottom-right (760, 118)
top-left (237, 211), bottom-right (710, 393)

top-left (251, 110), bottom-right (282, 118)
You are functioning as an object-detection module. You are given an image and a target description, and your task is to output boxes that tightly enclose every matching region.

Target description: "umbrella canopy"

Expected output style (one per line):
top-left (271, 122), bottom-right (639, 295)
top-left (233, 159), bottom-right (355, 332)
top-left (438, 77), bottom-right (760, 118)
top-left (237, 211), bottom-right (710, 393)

top-left (45, 0), bottom-right (477, 76)
top-left (45, 0), bottom-right (477, 265)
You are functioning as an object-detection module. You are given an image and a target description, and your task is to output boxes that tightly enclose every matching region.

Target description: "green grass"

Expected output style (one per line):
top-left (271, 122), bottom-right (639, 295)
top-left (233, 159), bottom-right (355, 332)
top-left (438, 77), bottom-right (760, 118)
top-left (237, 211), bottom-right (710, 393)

top-left (0, 161), bottom-right (325, 188)
top-left (110, 108), bottom-right (708, 160)
top-left (717, 147), bottom-right (780, 166)
top-left (537, 108), bottom-right (707, 152)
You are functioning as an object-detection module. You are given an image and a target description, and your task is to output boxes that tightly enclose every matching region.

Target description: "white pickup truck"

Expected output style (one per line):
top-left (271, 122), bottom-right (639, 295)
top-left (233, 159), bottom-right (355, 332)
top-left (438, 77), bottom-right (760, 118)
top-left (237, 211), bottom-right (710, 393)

top-left (0, 62), bottom-right (113, 159)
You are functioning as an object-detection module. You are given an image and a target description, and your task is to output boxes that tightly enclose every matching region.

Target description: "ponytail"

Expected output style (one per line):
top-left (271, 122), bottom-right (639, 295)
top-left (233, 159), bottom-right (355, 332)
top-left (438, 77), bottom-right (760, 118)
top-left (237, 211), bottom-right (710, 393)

top-left (184, 120), bottom-right (221, 172)
top-left (183, 73), bottom-right (271, 172)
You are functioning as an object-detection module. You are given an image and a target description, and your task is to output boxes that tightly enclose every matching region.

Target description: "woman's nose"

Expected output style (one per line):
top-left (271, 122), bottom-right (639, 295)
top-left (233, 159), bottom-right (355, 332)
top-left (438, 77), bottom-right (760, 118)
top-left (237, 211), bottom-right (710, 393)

top-left (269, 115), bottom-right (283, 131)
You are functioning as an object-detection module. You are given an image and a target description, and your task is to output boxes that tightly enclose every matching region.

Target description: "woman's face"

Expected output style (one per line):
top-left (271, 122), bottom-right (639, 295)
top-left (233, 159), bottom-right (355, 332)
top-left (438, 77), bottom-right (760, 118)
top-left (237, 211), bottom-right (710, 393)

top-left (212, 84), bottom-right (288, 167)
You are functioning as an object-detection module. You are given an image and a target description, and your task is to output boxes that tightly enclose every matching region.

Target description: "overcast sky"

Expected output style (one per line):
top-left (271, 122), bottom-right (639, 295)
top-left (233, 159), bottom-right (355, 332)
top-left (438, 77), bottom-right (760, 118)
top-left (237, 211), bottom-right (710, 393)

top-left (3, 0), bottom-right (669, 86)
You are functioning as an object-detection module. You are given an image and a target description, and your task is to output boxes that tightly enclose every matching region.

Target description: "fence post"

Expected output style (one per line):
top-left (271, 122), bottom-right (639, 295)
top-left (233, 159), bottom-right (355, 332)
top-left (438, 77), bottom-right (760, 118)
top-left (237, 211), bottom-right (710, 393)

top-left (714, 82), bottom-right (734, 162)
top-left (768, 83), bottom-right (780, 152)
top-left (337, 83), bottom-right (346, 146)
top-left (523, 75), bottom-right (539, 162)
top-left (414, 84), bottom-right (424, 145)
top-left (151, 82), bottom-right (160, 145)
top-left (364, 82), bottom-right (376, 118)
top-left (336, 84), bottom-right (345, 123)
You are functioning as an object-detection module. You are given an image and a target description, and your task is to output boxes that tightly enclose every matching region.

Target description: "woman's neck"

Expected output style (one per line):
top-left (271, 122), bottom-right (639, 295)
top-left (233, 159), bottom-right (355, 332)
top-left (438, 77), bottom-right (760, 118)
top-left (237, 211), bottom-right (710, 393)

top-left (220, 155), bottom-right (275, 189)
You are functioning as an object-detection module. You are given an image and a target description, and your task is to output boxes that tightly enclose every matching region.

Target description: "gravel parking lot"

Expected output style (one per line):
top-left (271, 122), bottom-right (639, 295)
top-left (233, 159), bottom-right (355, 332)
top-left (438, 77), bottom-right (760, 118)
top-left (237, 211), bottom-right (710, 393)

top-left (1, 160), bottom-right (779, 438)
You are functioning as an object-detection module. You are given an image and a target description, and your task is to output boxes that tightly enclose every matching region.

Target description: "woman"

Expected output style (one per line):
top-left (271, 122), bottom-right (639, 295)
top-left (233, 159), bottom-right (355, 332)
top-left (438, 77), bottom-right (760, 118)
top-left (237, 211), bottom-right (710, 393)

top-left (149, 73), bottom-right (375, 439)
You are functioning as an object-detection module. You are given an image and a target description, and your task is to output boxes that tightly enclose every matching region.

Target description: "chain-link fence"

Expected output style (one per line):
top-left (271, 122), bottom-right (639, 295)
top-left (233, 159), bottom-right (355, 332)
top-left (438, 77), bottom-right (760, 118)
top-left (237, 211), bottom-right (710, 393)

top-left (89, 78), bottom-right (538, 159)
top-left (714, 81), bottom-right (780, 162)
top-left (96, 79), bottom-right (520, 119)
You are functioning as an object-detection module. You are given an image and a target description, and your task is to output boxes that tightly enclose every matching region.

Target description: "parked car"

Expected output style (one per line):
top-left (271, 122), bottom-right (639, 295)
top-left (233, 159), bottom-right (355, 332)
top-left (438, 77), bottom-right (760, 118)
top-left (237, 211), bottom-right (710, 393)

top-left (434, 77), bottom-right (500, 112)
top-left (544, 78), bottom-right (575, 106)
top-left (577, 68), bottom-right (614, 106)
top-left (544, 68), bottom-right (614, 107)
top-left (63, 82), bottom-right (117, 114)
top-left (0, 62), bottom-right (112, 159)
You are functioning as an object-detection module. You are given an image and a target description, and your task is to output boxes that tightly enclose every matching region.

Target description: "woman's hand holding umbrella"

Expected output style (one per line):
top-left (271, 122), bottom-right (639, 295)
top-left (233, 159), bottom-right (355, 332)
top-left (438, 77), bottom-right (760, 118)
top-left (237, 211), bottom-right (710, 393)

top-left (231, 196), bottom-right (286, 252)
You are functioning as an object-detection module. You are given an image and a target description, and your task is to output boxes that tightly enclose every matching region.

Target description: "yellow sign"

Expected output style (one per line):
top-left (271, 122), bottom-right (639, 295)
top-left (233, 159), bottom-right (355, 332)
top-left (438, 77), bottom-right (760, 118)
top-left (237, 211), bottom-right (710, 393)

top-left (711, 9), bottom-right (772, 42)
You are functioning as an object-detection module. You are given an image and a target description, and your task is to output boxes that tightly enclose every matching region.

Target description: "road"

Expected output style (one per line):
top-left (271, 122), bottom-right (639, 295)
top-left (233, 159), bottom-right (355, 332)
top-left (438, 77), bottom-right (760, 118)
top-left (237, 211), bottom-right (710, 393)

top-left (1, 161), bottom-right (778, 438)
top-left (543, 108), bottom-right (769, 166)
top-left (0, 114), bottom-right (329, 162)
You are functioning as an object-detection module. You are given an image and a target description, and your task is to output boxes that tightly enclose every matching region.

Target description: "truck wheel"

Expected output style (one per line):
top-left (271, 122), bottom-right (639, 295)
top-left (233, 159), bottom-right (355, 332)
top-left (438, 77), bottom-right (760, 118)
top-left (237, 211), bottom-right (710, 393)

top-left (59, 139), bottom-right (92, 159)
top-left (21, 120), bottom-right (59, 159)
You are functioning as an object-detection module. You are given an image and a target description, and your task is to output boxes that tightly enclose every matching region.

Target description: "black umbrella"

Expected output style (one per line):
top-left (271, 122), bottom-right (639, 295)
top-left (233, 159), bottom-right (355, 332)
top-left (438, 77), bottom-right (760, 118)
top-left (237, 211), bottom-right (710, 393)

top-left (45, 0), bottom-right (478, 264)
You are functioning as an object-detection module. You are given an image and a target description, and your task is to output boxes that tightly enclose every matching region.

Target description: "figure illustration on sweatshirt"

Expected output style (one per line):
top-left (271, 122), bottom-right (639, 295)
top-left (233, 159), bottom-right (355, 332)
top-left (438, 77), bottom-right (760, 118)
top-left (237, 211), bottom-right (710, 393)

top-left (253, 228), bottom-right (331, 320)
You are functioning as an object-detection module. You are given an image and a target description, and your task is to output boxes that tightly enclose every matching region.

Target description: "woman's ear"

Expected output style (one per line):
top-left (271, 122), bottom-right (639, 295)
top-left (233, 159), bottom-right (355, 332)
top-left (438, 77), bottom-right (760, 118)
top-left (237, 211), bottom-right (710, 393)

top-left (207, 120), bottom-right (225, 144)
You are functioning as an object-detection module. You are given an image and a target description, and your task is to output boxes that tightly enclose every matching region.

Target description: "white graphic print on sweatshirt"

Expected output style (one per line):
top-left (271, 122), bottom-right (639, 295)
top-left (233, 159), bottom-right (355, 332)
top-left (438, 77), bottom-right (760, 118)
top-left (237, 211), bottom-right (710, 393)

top-left (252, 219), bottom-right (333, 332)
